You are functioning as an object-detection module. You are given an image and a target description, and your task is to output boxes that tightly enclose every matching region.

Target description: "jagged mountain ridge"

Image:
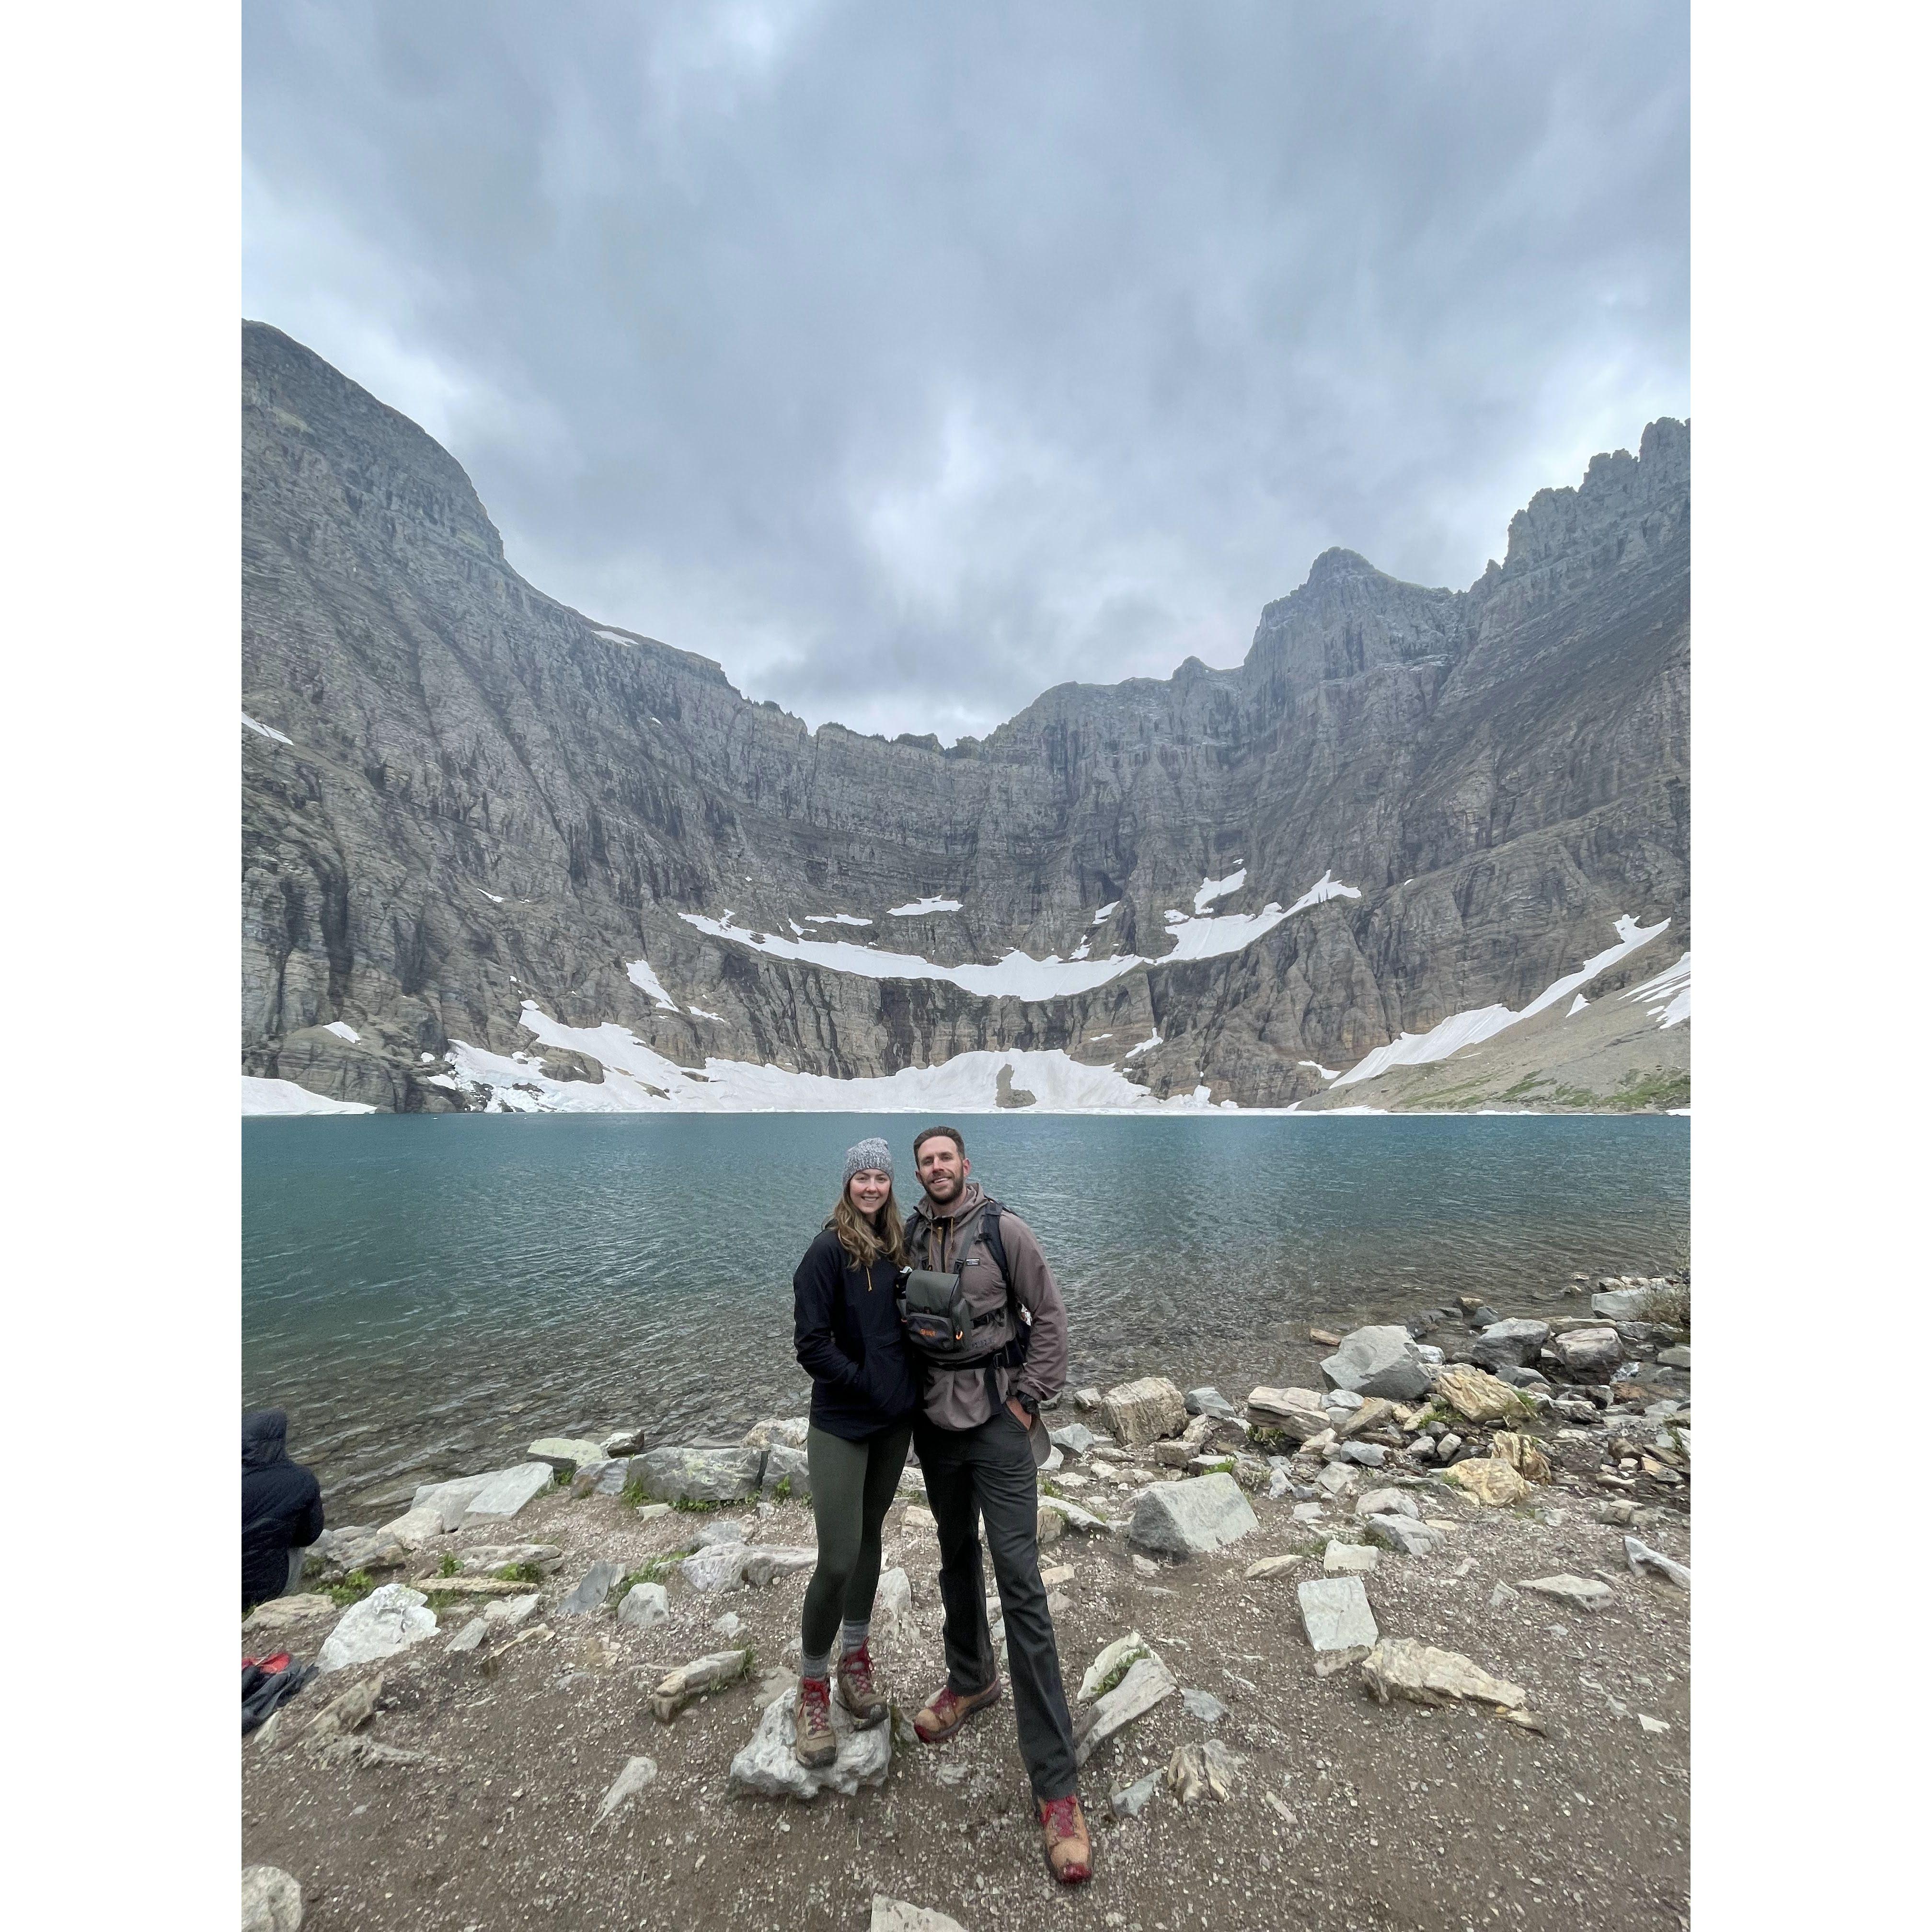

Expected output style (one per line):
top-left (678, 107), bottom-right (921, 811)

top-left (242, 321), bottom-right (1688, 1112)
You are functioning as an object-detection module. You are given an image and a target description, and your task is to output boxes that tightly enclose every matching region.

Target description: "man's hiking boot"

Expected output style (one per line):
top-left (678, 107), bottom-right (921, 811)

top-left (1039, 1793), bottom-right (1093, 1885)
top-left (912, 1677), bottom-right (1002, 1744)
top-left (794, 1676), bottom-right (837, 1769)
top-left (834, 1642), bottom-right (888, 1728)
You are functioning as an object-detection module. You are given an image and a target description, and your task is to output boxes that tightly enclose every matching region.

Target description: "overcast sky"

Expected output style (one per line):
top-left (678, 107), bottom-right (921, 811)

top-left (243, 0), bottom-right (1687, 742)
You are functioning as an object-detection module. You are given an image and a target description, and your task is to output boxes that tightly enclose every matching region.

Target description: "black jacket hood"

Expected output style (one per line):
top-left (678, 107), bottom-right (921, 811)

top-left (242, 1409), bottom-right (289, 1470)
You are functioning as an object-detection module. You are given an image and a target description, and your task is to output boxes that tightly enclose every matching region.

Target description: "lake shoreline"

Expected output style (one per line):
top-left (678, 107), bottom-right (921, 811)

top-left (243, 1280), bottom-right (1690, 1931)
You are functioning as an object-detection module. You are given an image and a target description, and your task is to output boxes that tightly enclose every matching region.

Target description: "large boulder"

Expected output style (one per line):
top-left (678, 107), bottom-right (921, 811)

top-left (1550, 1327), bottom-right (1625, 1378)
top-left (1127, 1473), bottom-right (1258, 1556)
top-left (742, 1416), bottom-right (810, 1450)
top-left (1245, 1387), bottom-right (1330, 1438)
top-left (1184, 1388), bottom-right (1240, 1422)
top-left (1101, 1377), bottom-right (1188, 1449)
top-left (1049, 1422), bottom-right (1098, 1455)
top-left (462, 1463), bottom-right (557, 1522)
top-left (1466, 1320), bottom-right (1551, 1372)
top-left (1320, 1327), bottom-right (1431, 1401)
top-left (728, 1688), bottom-right (892, 1798)
top-left (409, 1473), bottom-right (498, 1531)
top-left (630, 1446), bottom-right (766, 1505)
top-left (318, 1583), bottom-right (437, 1673)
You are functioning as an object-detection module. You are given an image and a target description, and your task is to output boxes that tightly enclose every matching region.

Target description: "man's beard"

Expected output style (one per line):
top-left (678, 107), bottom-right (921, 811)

top-left (924, 1171), bottom-right (963, 1205)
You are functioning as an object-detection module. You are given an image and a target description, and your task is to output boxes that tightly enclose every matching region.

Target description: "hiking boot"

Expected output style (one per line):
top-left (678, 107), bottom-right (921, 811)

top-left (834, 1641), bottom-right (888, 1728)
top-left (1039, 1793), bottom-right (1093, 1885)
top-left (794, 1675), bottom-right (836, 1769)
top-left (912, 1677), bottom-right (1002, 1744)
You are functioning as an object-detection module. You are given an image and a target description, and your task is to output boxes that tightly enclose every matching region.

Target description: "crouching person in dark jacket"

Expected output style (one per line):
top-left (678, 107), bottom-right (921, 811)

top-left (242, 1410), bottom-right (324, 1613)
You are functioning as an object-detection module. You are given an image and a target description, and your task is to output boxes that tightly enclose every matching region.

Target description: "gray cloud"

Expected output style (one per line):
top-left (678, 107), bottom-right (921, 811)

top-left (243, 0), bottom-right (1687, 739)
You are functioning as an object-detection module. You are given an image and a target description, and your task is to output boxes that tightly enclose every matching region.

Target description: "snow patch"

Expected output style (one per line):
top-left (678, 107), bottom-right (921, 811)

top-left (687, 1007), bottom-right (724, 1022)
top-left (592, 628), bottom-right (636, 645)
top-left (431, 1007), bottom-right (1239, 1115)
top-left (1281, 870), bottom-right (1362, 918)
top-left (1298, 1059), bottom-right (1340, 1080)
top-left (1622, 953), bottom-right (1691, 1029)
top-left (322, 1021), bottom-right (360, 1044)
top-left (1567, 994), bottom-right (1588, 1016)
top-left (1123, 1033), bottom-right (1163, 1060)
top-left (242, 712), bottom-right (291, 745)
top-left (477, 888), bottom-right (505, 905)
top-left (1331, 915), bottom-right (1670, 1088)
top-left (1092, 902), bottom-right (1118, 924)
top-left (802, 913), bottom-right (872, 927)
top-left (887, 897), bottom-right (963, 916)
top-left (1193, 867), bottom-right (1246, 913)
top-left (625, 959), bottom-right (680, 1012)
top-left (242, 1076), bottom-right (376, 1116)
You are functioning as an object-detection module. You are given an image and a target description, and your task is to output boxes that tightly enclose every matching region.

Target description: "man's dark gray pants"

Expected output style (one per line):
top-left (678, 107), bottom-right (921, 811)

top-left (913, 1409), bottom-right (1080, 1802)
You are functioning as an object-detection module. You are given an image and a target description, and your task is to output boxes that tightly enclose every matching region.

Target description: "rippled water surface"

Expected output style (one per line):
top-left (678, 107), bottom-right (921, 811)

top-left (244, 1113), bottom-right (1689, 1513)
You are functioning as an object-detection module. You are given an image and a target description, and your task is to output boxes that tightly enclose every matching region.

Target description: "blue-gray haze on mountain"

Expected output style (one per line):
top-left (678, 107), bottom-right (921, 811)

top-left (241, 323), bottom-right (1688, 1113)
top-left (243, 0), bottom-right (1688, 743)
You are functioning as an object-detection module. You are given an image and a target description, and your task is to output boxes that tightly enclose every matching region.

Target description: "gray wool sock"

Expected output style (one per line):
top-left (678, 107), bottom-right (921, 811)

top-left (800, 1648), bottom-right (831, 1682)
top-left (840, 1620), bottom-right (871, 1655)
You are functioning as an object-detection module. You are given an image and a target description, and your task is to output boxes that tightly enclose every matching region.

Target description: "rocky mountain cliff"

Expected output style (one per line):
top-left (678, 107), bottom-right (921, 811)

top-left (242, 321), bottom-right (1689, 1114)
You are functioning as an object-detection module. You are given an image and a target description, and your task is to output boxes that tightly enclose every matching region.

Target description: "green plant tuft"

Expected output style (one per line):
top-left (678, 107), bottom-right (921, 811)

top-left (494, 1561), bottom-right (544, 1584)
top-left (437, 1553), bottom-right (461, 1578)
top-left (326, 1569), bottom-right (378, 1608)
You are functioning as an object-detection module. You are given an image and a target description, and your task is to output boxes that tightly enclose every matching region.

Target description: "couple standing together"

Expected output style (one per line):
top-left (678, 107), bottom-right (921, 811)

top-left (790, 1124), bottom-right (1092, 1886)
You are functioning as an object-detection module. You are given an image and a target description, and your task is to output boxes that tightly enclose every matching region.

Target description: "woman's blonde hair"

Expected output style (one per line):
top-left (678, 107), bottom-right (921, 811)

top-left (831, 1178), bottom-right (907, 1274)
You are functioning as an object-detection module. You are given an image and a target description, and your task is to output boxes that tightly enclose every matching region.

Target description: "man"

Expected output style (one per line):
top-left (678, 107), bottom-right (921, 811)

top-left (902, 1124), bottom-right (1092, 1886)
top-left (242, 1409), bottom-right (325, 1614)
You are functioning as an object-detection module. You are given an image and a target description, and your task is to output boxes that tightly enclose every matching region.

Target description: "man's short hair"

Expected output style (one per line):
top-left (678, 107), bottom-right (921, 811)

top-left (912, 1124), bottom-right (966, 1160)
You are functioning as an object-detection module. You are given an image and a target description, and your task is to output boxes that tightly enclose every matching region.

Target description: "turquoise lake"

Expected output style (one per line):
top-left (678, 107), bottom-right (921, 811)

top-left (243, 1113), bottom-right (1689, 1514)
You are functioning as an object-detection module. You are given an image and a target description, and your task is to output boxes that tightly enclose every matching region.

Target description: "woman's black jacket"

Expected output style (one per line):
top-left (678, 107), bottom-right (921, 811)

top-left (792, 1226), bottom-right (922, 1440)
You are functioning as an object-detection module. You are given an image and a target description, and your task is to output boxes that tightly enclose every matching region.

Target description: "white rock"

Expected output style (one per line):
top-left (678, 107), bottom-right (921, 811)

top-left (1521, 1573), bottom-right (1614, 1612)
top-left (1245, 1387), bottom-right (1331, 1437)
top-left (712, 1611), bottom-right (745, 1639)
top-left (594, 1754), bottom-right (659, 1824)
top-left (729, 1690), bottom-right (892, 1798)
top-left (1296, 1576), bottom-right (1379, 1652)
top-left (680, 1544), bottom-right (750, 1593)
top-left (874, 1567), bottom-right (913, 1638)
top-left (1050, 1423), bottom-right (1098, 1454)
top-left (241, 1865), bottom-right (303, 1932)
top-left (1323, 1541), bottom-right (1379, 1575)
top-left (408, 1473), bottom-right (497, 1532)
top-left (528, 1436), bottom-right (607, 1472)
top-left (447, 1616), bottom-right (489, 1654)
top-left (318, 1583), bottom-right (438, 1674)
top-left (1127, 1473), bottom-right (1258, 1556)
top-left (461, 1462), bottom-right (556, 1523)
top-left (1321, 1326), bottom-right (1431, 1401)
top-left (742, 1546), bottom-right (819, 1587)
top-left (1073, 1653), bottom-right (1178, 1765)
top-left (1625, 1536), bottom-right (1691, 1588)
top-left (1365, 1515), bottom-right (1441, 1557)
top-left (1101, 1376), bottom-right (1189, 1449)
top-left (1313, 1463), bottom-right (1357, 1500)
top-left (616, 1583), bottom-right (669, 1631)
top-left (483, 1593), bottom-right (540, 1626)
top-left (1355, 1486), bottom-right (1420, 1520)
top-left (869, 1899), bottom-right (968, 1932)
top-left (1360, 1637), bottom-right (1525, 1712)
top-left (1078, 1631), bottom-right (1152, 1702)
top-left (381, 1505), bottom-right (451, 1550)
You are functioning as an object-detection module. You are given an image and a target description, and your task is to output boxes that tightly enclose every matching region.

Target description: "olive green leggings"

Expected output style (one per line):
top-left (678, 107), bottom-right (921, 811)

top-left (799, 1422), bottom-right (912, 1664)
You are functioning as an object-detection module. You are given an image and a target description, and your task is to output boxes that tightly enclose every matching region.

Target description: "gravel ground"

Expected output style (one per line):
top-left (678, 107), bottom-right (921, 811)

top-left (242, 1385), bottom-right (1690, 1932)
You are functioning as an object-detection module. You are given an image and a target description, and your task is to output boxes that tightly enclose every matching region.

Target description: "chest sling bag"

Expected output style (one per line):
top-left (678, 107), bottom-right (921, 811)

top-left (897, 1197), bottom-right (1030, 1412)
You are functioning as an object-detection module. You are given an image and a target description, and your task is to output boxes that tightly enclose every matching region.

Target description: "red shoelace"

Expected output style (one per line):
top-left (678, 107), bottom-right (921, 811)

top-left (1039, 1795), bottom-right (1092, 1883)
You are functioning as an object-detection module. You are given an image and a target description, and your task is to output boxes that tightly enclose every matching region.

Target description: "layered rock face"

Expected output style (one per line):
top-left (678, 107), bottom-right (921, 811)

top-left (242, 322), bottom-right (1688, 1112)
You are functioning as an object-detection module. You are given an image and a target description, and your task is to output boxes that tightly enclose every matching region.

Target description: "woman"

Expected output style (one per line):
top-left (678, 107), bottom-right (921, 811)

top-left (789, 1136), bottom-right (921, 1768)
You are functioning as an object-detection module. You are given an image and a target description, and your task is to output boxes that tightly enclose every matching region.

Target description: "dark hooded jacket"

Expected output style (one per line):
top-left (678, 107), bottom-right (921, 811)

top-left (242, 1410), bottom-right (324, 1611)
